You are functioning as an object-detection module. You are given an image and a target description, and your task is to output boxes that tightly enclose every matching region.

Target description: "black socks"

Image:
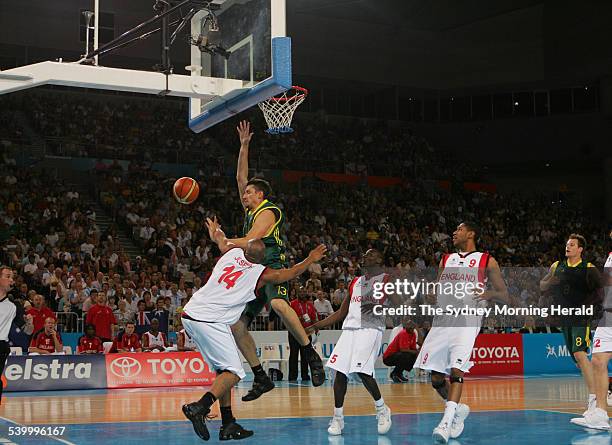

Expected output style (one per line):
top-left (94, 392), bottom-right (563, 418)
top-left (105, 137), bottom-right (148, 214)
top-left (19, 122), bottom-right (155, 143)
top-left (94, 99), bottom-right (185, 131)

top-left (221, 406), bottom-right (235, 425)
top-left (252, 364), bottom-right (267, 379)
top-left (199, 392), bottom-right (216, 409)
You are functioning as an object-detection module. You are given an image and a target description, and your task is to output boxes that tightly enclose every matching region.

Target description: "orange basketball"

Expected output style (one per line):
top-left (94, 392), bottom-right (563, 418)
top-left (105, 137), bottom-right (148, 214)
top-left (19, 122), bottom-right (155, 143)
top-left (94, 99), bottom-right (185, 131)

top-left (173, 177), bottom-right (200, 205)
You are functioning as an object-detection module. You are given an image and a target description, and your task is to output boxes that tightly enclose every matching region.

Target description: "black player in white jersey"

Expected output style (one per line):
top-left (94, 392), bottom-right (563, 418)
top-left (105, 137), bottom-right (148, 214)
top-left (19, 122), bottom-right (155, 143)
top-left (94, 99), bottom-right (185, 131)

top-left (307, 249), bottom-right (393, 437)
top-left (414, 222), bottom-right (508, 443)
top-left (181, 217), bottom-right (326, 442)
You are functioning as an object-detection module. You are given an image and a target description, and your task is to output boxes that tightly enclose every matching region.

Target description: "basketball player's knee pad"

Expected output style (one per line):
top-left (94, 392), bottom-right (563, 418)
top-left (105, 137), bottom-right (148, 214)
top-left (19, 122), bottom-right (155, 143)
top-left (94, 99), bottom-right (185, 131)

top-left (449, 376), bottom-right (464, 384)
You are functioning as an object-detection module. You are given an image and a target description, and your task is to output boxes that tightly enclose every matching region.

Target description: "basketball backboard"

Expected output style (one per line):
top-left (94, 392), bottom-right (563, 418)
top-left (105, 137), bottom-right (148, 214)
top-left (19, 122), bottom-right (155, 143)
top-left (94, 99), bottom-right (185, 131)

top-left (0, 0), bottom-right (290, 133)
top-left (188, 0), bottom-right (291, 133)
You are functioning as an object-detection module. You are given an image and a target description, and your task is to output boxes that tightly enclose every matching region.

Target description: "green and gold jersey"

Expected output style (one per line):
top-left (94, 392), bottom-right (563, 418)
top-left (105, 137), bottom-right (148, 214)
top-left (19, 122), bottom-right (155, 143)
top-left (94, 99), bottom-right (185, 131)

top-left (551, 259), bottom-right (595, 307)
top-left (243, 199), bottom-right (286, 268)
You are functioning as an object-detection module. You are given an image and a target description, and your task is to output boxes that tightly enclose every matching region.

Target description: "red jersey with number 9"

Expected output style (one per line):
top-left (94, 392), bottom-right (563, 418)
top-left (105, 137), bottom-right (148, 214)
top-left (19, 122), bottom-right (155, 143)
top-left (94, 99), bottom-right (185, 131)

top-left (184, 247), bottom-right (266, 324)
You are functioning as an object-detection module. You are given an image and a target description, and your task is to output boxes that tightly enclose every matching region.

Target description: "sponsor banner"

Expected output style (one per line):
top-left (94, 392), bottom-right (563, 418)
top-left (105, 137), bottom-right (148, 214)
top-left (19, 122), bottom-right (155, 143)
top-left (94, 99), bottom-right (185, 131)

top-left (105, 352), bottom-right (216, 389)
top-left (523, 333), bottom-right (580, 374)
top-left (2, 355), bottom-right (107, 392)
top-left (469, 334), bottom-right (523, 375)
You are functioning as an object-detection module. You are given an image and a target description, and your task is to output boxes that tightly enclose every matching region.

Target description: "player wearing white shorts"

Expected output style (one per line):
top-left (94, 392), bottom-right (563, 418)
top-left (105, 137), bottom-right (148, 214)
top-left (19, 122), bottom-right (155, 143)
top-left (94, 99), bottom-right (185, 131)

top-left (181, 217), bottom-right (326, 442)
top-left (307, 249), bottom-right (393, 437)
top-left (414, 222), bottom-right (508, 444)
top-left (571, 230), bottom-right (611, 431)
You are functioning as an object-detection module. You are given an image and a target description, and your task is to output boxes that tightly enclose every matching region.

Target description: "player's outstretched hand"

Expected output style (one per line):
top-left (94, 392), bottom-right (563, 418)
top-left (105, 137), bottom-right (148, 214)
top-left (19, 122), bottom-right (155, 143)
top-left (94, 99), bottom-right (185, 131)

top-left (237, 120), bottom-right (254, 147)
top-left (305, 325), bottom-right (319, 336)
top-left (308, 244), bottom-right (327, 262)
top-left (205, 216), bottom-right (221, 239)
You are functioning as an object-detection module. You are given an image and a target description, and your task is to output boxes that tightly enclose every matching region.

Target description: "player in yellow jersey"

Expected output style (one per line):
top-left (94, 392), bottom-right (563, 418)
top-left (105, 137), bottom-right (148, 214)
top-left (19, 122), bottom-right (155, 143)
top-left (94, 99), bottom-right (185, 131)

top-left (540, 233), bottom-right (603, 421)
top-left (227, 121), bottom-right (325, 401)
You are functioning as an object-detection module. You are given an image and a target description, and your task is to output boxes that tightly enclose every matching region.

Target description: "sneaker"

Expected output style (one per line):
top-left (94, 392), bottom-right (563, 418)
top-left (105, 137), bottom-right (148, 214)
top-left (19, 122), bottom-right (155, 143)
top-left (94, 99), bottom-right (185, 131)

top-left (219, 421), bottom-right (254, 440)
top-left (390, 371), bottom-right (403, 383)
top-left (182, 402), bottom-right (211, 441)
top-left (328, 416), bottom-right (344, 436)
top-left (432, 421), bottom-right (451, 444)
top-left (307, 348), bottom-right (326, 387)
top-left (582, 397), bottom-right (597, 417)
top-left (376, 405), bottom-right (392, 435)
top-left (570, 408), bottom-right (610, 431)
top-left (607, 390), bottom-right (611, 407)
top-left (241, 375), bottom-right (275, 402)
top-left (390, 370), bottom-right (408, 383)
top-left (450, 403), bottom-right (470, 439)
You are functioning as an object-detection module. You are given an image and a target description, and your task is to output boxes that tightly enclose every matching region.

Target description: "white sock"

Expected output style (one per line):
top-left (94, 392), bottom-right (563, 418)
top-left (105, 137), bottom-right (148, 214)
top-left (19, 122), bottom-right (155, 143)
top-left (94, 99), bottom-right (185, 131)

top-left (375, 398), bottom-right (385, 410)
top-left (588, 394), bottom-right (596, 403)
top-left (441, 401), bottom-right (458, 424)
top-left (334, 407), bottom-right (344, 418)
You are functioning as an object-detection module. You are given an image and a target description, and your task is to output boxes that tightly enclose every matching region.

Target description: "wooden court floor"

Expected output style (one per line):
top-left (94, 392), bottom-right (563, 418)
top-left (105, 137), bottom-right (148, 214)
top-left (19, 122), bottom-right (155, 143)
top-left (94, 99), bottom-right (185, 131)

top-left (1, 376), bottom-right (608, 425)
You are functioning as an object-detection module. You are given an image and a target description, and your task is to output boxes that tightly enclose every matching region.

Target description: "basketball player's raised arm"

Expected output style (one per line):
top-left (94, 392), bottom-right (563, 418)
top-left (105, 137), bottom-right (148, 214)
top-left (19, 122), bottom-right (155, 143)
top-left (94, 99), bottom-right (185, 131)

top-left (260, 245), bottom-right (327, 285)
top-left (205, 217), bottom-right (234, 255)
top-left (236, 120), bottom-right (253, 208)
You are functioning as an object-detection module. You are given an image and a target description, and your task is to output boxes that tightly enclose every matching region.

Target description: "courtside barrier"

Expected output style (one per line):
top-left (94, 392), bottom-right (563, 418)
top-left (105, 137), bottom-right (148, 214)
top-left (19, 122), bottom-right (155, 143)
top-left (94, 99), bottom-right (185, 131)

top-left (105, 352), bottom-right (215, 389)
top-left (2, 354), bottom-right (107, 392)
top-left (9, 332), bottom-right (612, 391)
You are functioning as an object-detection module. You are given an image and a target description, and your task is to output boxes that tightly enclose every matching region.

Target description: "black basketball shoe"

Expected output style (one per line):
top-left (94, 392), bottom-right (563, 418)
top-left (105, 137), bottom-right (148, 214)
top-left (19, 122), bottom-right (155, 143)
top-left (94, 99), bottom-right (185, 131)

top-left (219, 421), bottom-right (254, 441)
top-left (182, 401), bottom-right (211, 441)
top-left (241, 374), bottom-right (275, 402)
top-left (307, 348), bottom-right (326, 387)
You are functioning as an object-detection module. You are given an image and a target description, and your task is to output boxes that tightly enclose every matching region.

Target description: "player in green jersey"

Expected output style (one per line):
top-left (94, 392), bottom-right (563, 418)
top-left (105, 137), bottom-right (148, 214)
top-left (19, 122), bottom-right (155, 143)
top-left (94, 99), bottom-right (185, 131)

top-left (227, 121), bottom-right (325, 401)
top-left (540, 233), bottom-right (603, 422)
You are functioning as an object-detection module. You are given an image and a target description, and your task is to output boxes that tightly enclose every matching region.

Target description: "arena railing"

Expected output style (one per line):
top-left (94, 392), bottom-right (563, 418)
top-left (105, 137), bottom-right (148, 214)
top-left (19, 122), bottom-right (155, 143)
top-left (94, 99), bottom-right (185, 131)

top-left (54, 312), bottom-right (83, 334)
top-left (251, 314), bottom-right (343, 332)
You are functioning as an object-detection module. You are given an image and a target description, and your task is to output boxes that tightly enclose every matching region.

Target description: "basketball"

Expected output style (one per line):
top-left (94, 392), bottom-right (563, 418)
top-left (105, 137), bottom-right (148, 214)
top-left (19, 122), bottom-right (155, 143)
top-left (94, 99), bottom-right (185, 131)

top-left (173, 177), bottom-right (200, 205)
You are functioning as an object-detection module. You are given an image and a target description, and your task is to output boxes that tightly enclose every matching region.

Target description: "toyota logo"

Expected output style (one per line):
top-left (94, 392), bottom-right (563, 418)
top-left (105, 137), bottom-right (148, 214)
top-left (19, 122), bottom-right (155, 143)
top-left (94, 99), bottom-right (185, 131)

top-left (110, 357), bottom-right (142, 378)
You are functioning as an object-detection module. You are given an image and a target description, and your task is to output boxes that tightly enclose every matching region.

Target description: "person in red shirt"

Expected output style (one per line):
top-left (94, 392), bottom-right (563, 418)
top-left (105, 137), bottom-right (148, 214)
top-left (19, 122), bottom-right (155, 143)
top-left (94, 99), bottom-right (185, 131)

top-left (383, 318), bottom-right (419, 383)
top-left (27, 294), bottom-right (56, 333)
top-left (85, 293), bottom-right (117, 342)
top-left (77, 324), bottom-right (104, 354)
top-left (29, 317), bottom-right (63, 354)
top-left (111, 322), bottom-right (142, 353)
top-left (288, 287), bottom-right (318, 382)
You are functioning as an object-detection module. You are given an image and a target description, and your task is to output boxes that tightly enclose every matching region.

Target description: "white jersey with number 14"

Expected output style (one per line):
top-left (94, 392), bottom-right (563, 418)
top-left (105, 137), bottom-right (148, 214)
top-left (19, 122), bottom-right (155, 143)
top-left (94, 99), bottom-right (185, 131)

top-left (184, 247), bottom-right (266, 324)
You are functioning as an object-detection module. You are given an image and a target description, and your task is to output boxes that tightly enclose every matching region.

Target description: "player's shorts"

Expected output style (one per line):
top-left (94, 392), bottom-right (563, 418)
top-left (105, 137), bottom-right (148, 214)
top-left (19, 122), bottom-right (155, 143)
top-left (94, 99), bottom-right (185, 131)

top-left (182, 318), bottom-right (246, 379)
top-left (244, 262), bottom-right (288, 320)
top-left (561, 326), bottom-right (591, 360)
top-left (592, 327), bottom-right (612, 354)
top-left (326, 328), bottom-right (382, 377)
top-left (414, 326), bottom-right (480, 375)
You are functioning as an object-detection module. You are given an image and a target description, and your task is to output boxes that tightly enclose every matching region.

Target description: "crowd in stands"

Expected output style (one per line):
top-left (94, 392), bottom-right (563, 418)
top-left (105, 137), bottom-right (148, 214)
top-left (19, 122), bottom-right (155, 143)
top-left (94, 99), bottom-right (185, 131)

top-left (6, 89), bottom-right (482, 179)
top-left (1, 91), bottom-right (609, 355)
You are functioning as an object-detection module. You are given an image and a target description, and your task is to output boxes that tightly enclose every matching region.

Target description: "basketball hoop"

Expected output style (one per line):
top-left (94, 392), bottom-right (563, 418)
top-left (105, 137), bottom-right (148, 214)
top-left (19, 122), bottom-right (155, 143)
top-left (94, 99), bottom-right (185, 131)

top-left (258, 86), bottom-right (307, 134)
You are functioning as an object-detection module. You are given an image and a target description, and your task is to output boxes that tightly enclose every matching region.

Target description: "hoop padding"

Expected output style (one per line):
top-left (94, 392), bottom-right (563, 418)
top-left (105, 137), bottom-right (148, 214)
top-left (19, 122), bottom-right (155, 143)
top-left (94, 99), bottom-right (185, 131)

top-left (258, 86), bottom-right (307, 134)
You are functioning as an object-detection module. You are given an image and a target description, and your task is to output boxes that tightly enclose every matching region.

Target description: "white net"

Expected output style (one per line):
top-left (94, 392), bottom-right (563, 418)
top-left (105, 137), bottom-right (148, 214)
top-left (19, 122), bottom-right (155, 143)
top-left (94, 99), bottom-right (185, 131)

top-left (258, 86), bottom-right (307, 134)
